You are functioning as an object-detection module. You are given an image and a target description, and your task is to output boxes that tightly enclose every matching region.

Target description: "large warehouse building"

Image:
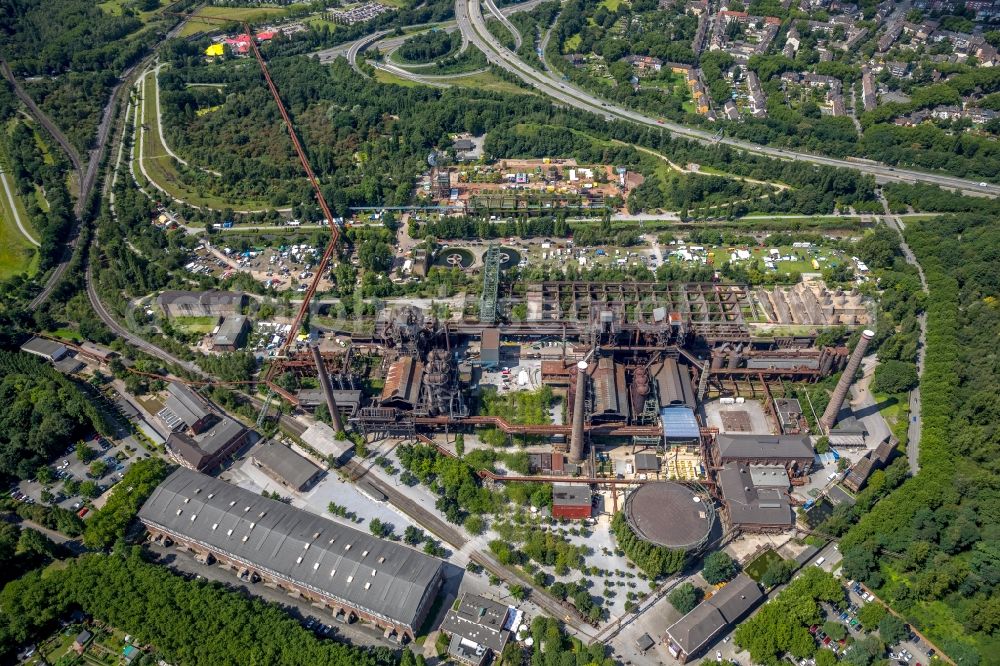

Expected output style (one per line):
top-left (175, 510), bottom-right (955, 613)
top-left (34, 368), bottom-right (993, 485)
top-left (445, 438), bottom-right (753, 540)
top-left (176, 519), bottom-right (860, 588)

top-left (139, 469), bottom-right (445, 640)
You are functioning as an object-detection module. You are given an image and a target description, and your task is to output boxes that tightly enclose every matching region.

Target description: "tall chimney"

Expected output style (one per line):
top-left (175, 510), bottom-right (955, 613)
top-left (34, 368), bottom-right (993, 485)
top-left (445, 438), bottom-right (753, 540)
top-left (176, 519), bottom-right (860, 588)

top-left (311, 344), bottom-right (344, 433)
top-left (819, 329), bottom-right (874, 433)
top-left (569, 361), bottom-right (588, 463)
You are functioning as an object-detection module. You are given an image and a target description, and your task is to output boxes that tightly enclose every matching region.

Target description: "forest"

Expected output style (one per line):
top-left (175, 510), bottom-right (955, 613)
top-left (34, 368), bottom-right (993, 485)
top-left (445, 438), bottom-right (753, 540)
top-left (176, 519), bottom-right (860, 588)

top-left (0, 351), bottom-right (112, 484)
top-left (150, 45), bottom-right (877, 220)
top-left (838, 214), bottom-right (1000, 664)
top-left (0, 80), bottom-right (76, 275)
top-left (0, 548), bottom-right (403, 666)
top-left (0, 0), bottom-right (180, 153)
top-left (396, 30), bottom-right (461, 63)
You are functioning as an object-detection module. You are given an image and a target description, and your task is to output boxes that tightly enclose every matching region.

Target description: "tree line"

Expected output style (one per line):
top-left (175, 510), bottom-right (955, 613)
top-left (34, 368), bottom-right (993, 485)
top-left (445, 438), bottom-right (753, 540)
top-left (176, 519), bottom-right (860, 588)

top-left (838, 214), bottom-right (1000, 664)
top-left (0, 548), bottom-right (403, 666)
top-left (0, 351), bottom-right (112, 485)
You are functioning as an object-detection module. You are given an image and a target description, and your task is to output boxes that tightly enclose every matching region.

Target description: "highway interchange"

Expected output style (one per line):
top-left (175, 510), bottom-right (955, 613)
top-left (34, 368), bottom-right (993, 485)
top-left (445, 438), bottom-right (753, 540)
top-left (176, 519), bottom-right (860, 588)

top-left (455, 0), bottom-right (1000, 197)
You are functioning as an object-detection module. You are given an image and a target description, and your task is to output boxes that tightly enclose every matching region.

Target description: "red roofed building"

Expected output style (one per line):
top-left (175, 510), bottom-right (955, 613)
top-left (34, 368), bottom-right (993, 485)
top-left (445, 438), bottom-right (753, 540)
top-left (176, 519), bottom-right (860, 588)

top-left (224, 35), bottom-right (253, 54)
top-left (551, 484), bottom-right (592, 520)
top-left (256, 30), bottom-right (276, 41)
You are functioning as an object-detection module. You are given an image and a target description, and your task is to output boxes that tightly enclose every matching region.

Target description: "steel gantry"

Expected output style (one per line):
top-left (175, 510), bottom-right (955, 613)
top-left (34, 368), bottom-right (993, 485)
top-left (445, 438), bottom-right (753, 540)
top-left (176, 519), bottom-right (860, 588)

top-left (479, 244), bottom-right (501, 324)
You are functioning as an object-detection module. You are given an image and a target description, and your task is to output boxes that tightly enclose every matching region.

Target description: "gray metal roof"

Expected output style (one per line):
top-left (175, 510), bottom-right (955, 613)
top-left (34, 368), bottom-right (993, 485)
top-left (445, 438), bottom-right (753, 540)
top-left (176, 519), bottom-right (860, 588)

top-left (53, 356), bottom-right (85, 375)
top-left (552, 483), bottom-right (591, 506)
top-left (666, 602), bottom-right (725, 654)
top-left (213, 315), bottom-right (247, 347)
top-left (749, 465), bottom-right (789, 488)
top-left (20, 336), bottom-right (69, 361)
top-left (717, 434), bottom-right (814, 460)
top-left (710, 573), bottom-right (763, 623)
top-left (139, 469), bottom-right (444, 629)
top-left (440, 594), bottom-right (513, 653)
top-left (717, 463), bottom-right (794, 527)
top-left (196, 416), bottom-right (245, 456)
top-left (655, 358), bottom-right (694, 408)
top-left (634, 453), bottom-right (659, 472)
top-left (164, 383), bottom-right (212, 428)
top-left (250, 441), bottom-right (322, 489)
top-left (166, 432), bottom-right (209, 470)
top-left (666, 573), bottom-right (763, 655)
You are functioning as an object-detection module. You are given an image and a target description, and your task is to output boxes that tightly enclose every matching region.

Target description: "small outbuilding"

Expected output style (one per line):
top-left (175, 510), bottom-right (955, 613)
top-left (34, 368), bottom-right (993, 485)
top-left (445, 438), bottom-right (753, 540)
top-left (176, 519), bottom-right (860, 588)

top-left (249, 440), bottom-right (324, 491)
top-left (551, 483), bottom-right (592, 520)
top-left (73, 630), bottom-right (92, 655)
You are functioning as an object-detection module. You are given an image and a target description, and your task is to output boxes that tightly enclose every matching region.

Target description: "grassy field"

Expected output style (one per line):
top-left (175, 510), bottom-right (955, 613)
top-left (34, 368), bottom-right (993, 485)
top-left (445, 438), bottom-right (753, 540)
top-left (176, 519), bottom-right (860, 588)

top-left (45, 328), bottom-right (82, 342)
top-left (744, 549), bottom-right (784, 582)
top-left (446, 71), bottom-right (531, 96)
top-left (135, 71), bottom-right (271, 210)
top-left (97, 0), bottom-right (166, 22)
top-left (373, 70), bottom-right (424, 87)
top-left (0, 154), bottom-right (40, 280)
top-left (179, 5), bottom-right (293, 37)
top-left (173, 315), bottom-right (221, 334)
top-left (31, 127), bottom-right (55, 165)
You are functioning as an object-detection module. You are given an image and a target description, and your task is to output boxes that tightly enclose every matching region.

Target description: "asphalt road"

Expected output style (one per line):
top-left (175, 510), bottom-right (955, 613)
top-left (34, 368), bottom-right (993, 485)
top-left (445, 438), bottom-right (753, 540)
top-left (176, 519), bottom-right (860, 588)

top-left (339, 456), bottom-right (597, 639)
top-left (882, 205), bottom-right (928, 475)
top-left (457, 0), bottom-right (1000, 197)
top-left (146, 541), bottom-right (405, 650)
top-left (11, 18), bottom-right (187, 310)
top-left (0, 164), bottom-right (39, 246)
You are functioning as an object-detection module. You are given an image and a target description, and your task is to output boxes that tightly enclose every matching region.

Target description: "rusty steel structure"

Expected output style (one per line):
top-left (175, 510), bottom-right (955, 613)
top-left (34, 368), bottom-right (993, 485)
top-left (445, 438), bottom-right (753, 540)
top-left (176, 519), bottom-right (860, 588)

top-left (819, 329), bottom-right (875, 433)
top-left (516, 281), bottom-right (753, 344)
top-left (311, 343), bottom-right (343, 432)
top-left (242, 29), bottom-right (342, 358)
top-left (570, 361), bottom-right (589, 463)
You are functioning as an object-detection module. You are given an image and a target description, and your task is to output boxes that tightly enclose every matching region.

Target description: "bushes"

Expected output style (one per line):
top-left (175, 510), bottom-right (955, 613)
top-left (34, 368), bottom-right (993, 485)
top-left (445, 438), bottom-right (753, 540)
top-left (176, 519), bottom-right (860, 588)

top-left (702, 551), bottom-right (737, 585)
top-left (83, 458), bottom-right (171, 550)
top-left (610, 512), bottom-right (686, 579)
top-left (668, 582), bottom-right (702, 614)
top-left (871, 360), bottom-right (919, 394)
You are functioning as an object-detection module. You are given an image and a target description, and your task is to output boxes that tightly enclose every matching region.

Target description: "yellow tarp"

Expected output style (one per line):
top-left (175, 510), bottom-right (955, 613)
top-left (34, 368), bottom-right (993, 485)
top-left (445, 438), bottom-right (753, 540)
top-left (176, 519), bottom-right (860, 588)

top-left (205, 43), bottom-right (225, 57)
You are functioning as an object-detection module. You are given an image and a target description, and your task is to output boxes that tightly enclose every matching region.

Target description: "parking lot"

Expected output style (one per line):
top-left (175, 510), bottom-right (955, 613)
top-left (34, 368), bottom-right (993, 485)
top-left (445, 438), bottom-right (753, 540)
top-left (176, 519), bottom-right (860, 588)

top-left (10, 398), bottom-right (153, 518)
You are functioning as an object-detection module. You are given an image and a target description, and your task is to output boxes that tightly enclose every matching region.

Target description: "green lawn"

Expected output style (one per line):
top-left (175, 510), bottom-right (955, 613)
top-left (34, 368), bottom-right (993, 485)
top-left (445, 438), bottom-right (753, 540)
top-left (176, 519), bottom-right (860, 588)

top-left (563, 33), bottom-right (582, 52)
top-left (373, 70), bottom-right (423, 87)
top-left (45, 327), bottom-right (83, 342)
top-left (446, 71), bottom-right (532, 96)
top-left (600, 0), bottom-right (626, 9)
top-left (98, 0), bottom-right (166, 22)
top-left (744, 549), bottom-right (784, 582)
top-left (179, 6), bottom-right (293, 37)
top-left (0, 153), bottom-right (40, 280)
top-left (172, 316), bottom-right (221, 334)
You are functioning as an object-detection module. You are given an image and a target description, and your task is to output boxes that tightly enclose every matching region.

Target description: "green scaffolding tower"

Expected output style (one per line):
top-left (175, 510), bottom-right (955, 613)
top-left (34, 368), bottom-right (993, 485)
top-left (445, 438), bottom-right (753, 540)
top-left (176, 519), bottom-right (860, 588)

top-left (479, 244), bottom-right (500, 324)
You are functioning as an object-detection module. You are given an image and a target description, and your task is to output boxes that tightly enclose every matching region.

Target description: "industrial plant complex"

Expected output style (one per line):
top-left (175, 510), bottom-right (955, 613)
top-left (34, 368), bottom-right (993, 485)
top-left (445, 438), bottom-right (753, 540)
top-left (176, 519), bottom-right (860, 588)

top-left (5, 0), bottom-right (979, 661)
